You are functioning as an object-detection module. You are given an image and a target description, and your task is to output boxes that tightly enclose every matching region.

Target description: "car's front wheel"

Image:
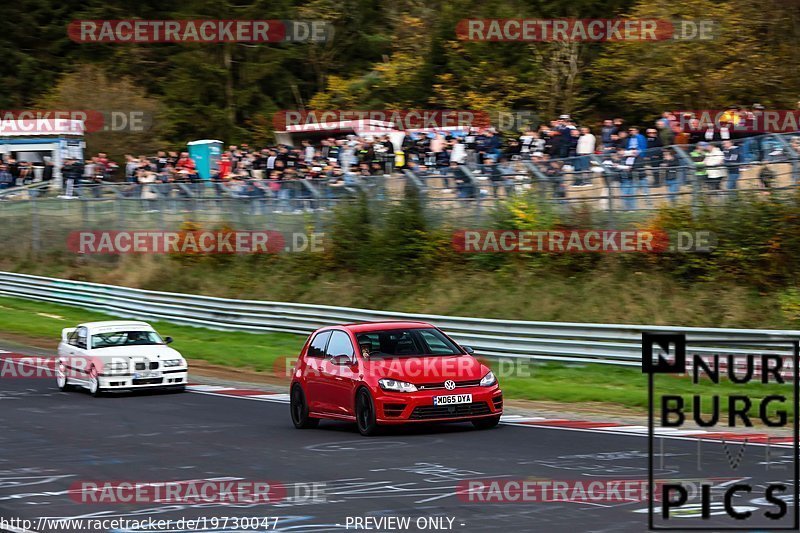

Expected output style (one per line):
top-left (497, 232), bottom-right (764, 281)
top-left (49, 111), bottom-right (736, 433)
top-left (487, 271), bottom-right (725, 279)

top-left (56, 362), bottom-right (72, 392)
top-left (355, 389), bottom-right (379, 436)
top-left (88, 366), bottom-right (103, 397)
top-left (290, 385), bottom-right (319, 429)
top-left (472, 415), bottom-right (501, 430)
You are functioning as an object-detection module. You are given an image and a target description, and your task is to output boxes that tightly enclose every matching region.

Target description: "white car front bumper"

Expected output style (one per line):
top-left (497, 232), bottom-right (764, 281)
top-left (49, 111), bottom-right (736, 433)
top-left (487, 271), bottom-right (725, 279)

top-left (98, 370), bottom-right (188, 389)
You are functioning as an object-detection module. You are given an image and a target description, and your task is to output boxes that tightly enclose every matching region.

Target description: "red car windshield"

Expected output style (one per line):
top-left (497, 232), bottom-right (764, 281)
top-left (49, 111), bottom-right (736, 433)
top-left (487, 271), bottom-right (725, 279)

top-left (355, 328), bottom-right (462, 357)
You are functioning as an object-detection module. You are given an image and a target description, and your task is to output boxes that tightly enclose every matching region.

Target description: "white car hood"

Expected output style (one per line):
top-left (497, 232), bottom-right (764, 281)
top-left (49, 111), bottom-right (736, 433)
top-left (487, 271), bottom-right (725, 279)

top-left (91, 345), bottom-right (182, 360)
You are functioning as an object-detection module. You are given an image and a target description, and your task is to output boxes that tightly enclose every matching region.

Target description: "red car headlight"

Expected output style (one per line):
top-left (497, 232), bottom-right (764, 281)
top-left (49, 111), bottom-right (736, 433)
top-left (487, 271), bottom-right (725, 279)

top-left (480, 371), bottom-right (497, 387)
top-left (378, 379), bottom-right (418, 393)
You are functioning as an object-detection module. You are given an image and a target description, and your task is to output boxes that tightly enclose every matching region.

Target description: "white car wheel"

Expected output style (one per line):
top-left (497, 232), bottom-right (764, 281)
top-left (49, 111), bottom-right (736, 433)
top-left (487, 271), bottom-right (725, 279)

top-left (56, 364), bottom-right (70, 391)
top-left (89, 367), bottom-right (102, 397)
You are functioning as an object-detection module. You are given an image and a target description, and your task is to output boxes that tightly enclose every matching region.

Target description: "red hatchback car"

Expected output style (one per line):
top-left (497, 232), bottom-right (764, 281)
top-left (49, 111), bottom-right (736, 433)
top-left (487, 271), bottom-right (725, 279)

top-left (289, 321), bottom-right (503, 435)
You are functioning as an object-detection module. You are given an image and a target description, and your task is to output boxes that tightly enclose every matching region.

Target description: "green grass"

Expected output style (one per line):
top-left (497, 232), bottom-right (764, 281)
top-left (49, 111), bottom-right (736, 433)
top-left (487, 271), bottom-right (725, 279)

top-left (0, 295), bottom-right (793, 418)
top-left (0, 296), bottom-right (304, 372)
top-left (501, 363), bottom-right (792, 419)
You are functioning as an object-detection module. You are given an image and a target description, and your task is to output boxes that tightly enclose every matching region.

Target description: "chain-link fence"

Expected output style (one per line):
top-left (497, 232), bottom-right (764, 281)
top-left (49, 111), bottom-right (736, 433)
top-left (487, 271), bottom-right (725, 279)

top-left (1, 132), bottom-right (798, 256)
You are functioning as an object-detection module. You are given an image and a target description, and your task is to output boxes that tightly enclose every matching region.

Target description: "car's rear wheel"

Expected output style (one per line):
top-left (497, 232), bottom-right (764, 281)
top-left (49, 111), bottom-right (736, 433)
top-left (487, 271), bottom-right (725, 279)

top-left (472, 415), bottom-right (501, 430)
top-left (88, 366), bottom-right (103, 397)
top-left (290, 385), bottom-right (319, 429)
top-left (356, 389), bottom-right (379, 436)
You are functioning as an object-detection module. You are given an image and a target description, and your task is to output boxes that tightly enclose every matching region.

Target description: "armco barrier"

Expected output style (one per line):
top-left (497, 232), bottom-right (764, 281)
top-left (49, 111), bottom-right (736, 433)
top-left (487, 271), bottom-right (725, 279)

top-left (0, 271), bottom-right (797, 367)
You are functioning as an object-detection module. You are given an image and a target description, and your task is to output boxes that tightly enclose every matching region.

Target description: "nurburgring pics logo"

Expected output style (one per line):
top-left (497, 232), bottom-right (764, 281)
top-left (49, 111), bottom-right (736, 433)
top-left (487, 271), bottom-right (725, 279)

top-left (456, 19), bottom-right (717, 42)
top-left (643, 333), bottom-right (799, 530)
top-left (68, 20), bottom-right (333, 43)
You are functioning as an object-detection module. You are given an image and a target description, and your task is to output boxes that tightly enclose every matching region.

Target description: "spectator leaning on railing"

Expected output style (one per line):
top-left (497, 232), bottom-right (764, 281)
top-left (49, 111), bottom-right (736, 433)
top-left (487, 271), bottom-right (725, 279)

top-left (0, 164), bottom-right (13, 190)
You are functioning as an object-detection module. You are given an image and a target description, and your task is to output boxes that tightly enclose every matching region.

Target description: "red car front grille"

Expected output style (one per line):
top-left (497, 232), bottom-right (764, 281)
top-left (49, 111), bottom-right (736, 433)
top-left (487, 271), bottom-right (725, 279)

top-left (409, 402), bottom-right (490, 420)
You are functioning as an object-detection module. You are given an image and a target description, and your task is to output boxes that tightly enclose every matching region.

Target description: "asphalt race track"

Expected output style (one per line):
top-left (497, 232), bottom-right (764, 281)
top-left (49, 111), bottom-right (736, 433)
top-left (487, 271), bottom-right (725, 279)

top-left (0, 355), bottom-right (796, 532)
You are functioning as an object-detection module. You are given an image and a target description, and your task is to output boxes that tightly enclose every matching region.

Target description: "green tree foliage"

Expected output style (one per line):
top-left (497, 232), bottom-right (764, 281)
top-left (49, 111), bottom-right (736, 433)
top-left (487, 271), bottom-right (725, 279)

top-left (36, 65), bottom-right (167, 162)
top-left (2, 0), bottom-right (799, 149)
top-left (589, 0), bottom-right (800, 120)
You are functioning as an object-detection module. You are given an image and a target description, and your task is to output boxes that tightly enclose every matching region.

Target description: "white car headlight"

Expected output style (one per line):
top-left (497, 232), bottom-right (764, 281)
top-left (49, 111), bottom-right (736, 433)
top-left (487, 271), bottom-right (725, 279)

top-left (162, 359), bottom-right (183, 368)
top-left (480, 371), bottom-right (497, 387)
top-left (378, 378), bottom-right (418, 393)
top-left (105, 362), bottom-right (129, 374)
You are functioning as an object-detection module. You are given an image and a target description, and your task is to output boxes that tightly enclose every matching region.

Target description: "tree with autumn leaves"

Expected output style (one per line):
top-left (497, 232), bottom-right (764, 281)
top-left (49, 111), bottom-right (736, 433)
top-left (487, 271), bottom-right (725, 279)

top-left (2, 0), bottom-right (798, 157)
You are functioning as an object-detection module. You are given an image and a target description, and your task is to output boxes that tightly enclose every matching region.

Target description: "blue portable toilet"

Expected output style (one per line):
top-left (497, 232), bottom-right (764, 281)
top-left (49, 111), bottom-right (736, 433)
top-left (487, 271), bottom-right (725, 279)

top-left (187, 139), bottom-right (223, 180)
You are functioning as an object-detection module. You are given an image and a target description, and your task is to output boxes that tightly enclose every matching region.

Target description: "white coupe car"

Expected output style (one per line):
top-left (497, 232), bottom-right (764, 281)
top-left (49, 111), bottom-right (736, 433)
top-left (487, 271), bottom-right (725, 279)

top-left (56, 320), bottom-right (188, 396)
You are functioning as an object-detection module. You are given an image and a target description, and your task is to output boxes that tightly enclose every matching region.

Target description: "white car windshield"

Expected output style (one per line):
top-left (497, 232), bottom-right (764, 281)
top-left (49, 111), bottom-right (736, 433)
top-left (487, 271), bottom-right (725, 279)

top-left (91, 330), bottom-right (164, 349)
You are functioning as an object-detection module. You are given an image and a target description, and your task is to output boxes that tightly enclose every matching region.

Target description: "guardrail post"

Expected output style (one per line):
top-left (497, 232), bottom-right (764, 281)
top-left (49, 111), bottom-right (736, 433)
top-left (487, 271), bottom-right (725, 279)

top-left (403, 169), bottom-right (427, 196)
top-left (30, 194), bottom-right (41, 254)
top-left (672, 146), bottom-right (699, 216)
top-left (80, 195), bottom-right (89, 226)
top-left (523, 161), bottom-right (550, 211)
top-left (772, 134), bottom-right (799, 186)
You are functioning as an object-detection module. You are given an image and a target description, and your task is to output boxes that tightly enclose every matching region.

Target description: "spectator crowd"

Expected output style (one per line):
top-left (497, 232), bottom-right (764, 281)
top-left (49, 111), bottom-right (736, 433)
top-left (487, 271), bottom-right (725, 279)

top-left (2, 105), bottom-right (798, 211)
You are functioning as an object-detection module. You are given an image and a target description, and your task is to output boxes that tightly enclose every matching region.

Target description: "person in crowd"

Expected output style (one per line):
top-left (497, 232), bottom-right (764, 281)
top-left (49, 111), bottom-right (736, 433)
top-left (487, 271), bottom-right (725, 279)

top-left (644, 128), bottom-right (663, 187)
top-left (600, 119), bottom-right (617, 146)
top-left (41, 160), bottom-right (55, 192)
top-left (0, 164), bottom-right (13, 190)
top-left (656, 118), bottom-right (674, 147)
top-left (758, 161), bottom-right (775, 191)
top-left (703, 142), bottom-right (726, 191)
top-left (605, 148), bottom-right (634, 209)
top-left (662, 149), bottom-right (681, 203)
top-left (574, 126), bottom-right (596, 187)
top-left (690, 143), bottom-right (708, 188)
top-left (626, 127), bottom-right (650, 206)
top-left (60, 157), bottom-right (83, 197)
top-left (722, 140), bottom-right (741, 191)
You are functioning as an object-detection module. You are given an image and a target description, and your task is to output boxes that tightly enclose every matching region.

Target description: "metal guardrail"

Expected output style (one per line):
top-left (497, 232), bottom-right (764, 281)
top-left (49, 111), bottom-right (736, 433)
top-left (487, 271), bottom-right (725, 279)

top-left (0, 270), bottom-right (797, 366)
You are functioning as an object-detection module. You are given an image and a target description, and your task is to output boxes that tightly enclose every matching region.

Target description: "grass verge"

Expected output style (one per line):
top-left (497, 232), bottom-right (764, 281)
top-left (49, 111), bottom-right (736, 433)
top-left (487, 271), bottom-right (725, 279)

top-left (0, 295), bottom-right (792, 419)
